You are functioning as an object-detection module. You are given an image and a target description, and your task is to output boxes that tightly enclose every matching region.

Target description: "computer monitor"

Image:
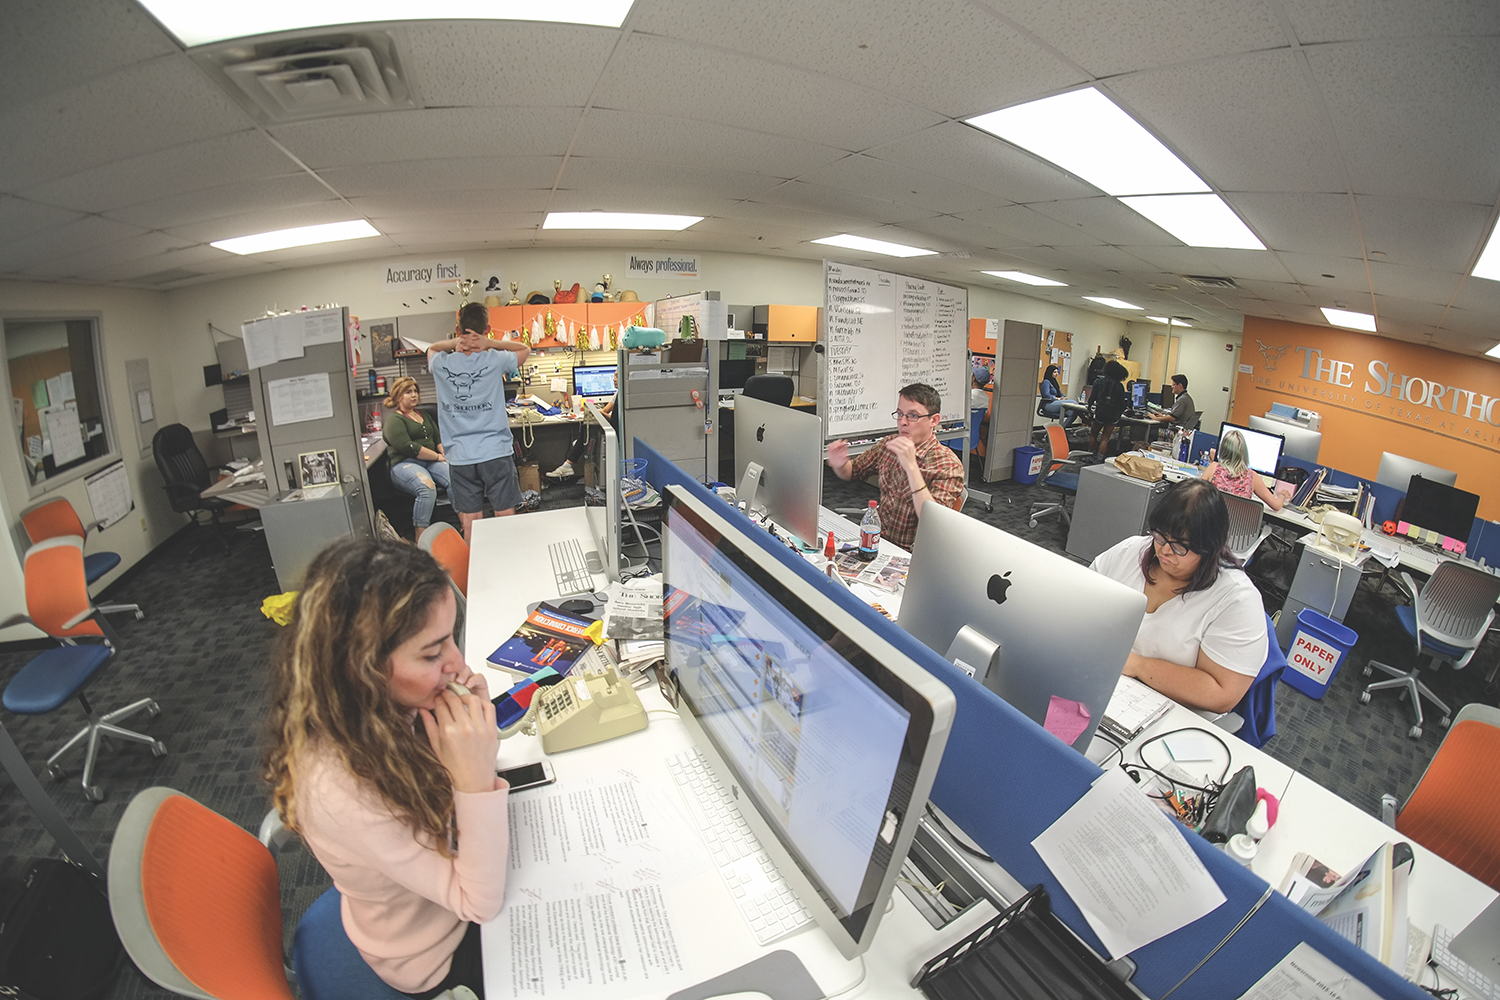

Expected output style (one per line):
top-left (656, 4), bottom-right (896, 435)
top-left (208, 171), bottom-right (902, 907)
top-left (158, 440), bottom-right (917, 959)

top-left (1247, 414), bottom-right (1321, 466)
top-left (1217, 421), bottom-right (1284, 478)
top-left (1130, 381), bottom-right (1148, 409)
top-left (733, 394), bottom-right (823, 548)
top-left (898, 504), bottom-right (1146, 752)
top-left (1376, 452), bottom-right (1457, 491)
top-left (662, 484), bottom-right (955, 959)
top-left (579, 398), bottom-right (647, 580)
top-left (720, 358), bottom-right (757, 390)
top-left (1400, 476), bottom-right (1479, 541)
top-left (572, 364), bottom-right (618, 398)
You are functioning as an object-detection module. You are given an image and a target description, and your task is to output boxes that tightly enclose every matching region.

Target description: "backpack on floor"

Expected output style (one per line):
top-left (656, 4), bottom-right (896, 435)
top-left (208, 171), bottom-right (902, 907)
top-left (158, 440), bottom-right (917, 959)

top-left (0, 858), bottom-right (123, 1000)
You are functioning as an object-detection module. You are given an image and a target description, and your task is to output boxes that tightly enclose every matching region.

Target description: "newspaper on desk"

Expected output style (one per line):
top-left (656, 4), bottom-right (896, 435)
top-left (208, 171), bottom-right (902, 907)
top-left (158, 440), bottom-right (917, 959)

top-left (601, 577), bottom-right (663, 641)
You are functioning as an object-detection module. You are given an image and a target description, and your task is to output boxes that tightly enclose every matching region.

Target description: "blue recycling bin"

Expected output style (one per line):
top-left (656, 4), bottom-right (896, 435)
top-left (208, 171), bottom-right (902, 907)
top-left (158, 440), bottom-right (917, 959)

top-left (1013, 445), bottom-right (1045, 485)
top-left (1282, 608), bottom-right (1357, 699)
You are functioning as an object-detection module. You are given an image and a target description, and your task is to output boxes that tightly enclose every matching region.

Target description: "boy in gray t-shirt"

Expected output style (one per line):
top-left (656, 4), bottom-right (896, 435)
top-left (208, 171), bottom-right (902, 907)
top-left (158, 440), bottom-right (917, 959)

top-left (428, 302), bottom-right (531, 541)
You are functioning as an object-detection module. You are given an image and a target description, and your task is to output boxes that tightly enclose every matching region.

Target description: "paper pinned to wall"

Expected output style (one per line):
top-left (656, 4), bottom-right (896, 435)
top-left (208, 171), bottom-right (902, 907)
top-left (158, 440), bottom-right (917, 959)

top-left (46, 374), bottom-right (68, 407)
top-left (298, 308), bottom-right (344, 345)
top-left (242, 317), bottom-right (278, 369)
top-left (44, 406), bottom-right (85, 466)
top-left (266, 373), bottom-right (334, 426)
top-left (85, 462), bottom-right (133, 531)
top-left (273, 317), bottom-right (305, 361)
top-left (767, 346), bottom-right (797, 372)
top-left (136, 389), bottom-right (153, 423)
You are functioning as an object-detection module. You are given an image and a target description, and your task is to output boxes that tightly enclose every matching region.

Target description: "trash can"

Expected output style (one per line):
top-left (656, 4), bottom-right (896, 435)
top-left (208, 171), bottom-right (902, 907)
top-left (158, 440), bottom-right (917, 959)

top-left (1013, 445), bottom-right (1045, 485)
top-left (1282, 609), bottom-right (1357, 699)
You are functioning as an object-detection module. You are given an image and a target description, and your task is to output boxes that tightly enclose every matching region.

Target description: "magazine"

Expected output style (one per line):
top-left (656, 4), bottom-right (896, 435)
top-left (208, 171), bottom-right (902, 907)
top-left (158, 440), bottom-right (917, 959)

top-left (1277, 842), bottom-right (1412, 971)
top-left (602, 578), bottom-right (663, 641)
top-left (831, 551), bottom-right (911, 591)
top-left (488, 602), bottom-right (603, 678)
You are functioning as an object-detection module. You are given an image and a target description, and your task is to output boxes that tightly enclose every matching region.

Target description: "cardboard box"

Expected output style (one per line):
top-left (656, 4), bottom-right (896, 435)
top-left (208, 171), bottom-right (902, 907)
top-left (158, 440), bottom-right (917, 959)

top-left (517, 461), bottom-right (540, 493)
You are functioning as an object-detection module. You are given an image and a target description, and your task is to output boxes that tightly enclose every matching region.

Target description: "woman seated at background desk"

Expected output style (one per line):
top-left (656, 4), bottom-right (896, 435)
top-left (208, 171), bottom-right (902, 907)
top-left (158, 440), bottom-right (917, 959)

top-left (1089, 478), bottom-right (1268, 714)
top-left (1037, 364), bottom-right (1079, 428)
top-left (382, 377), bottom-right (450, 542)
top-left (1200, 428), bottom-right (1292, 511)
top-left (266, 540), bottom-right (507, 998)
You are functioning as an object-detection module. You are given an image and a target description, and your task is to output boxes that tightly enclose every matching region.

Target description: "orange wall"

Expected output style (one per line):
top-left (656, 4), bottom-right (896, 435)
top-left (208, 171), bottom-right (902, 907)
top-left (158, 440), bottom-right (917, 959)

top-left (1231, 316), bottom-right (1500, 518)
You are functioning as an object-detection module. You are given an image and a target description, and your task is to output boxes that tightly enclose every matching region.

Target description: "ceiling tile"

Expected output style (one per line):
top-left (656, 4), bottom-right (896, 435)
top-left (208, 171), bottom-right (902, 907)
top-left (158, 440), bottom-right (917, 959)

top-left (0, 216), bottom-right (147, 272)
top-left (794, 156), bottom-right (1007, 216)
top-left (868, 123), bottom-right (1099, 204)
top-left (22, 130), bottom-right (301, 214)
top-left (1283, 0), bottom-right (1500, 44)
top-left (991, 0), bottom-right (1287, 78)
top-left (1030, 196), bottom-right (1182, 247)
top-left (0, 195), bottom-right (85, 242)
top-left (0, 55), bottom-right (249, 191)
top-left (558, 158), bottom-right (783, 202)
top-left (1371, 295), bottom-right (1448, 327)
top-left (0, 0), bottom-right (177, 110)
top-left (592, 33), bottom-right (944, 151)
top-left (757, 182), bottom-right (942, 228)
top-left (349, 188), bottom-right (555, 216)
top-left (107, 174), bottom-right (335, 229)
top-left (19, 231), bottom-right (197, 280)
top-left (1108, 50), bottom-right (1348, 194)
top-left (374, 213), bottom-right (544, 235)
top-left (165, 202), bottom-right (381, 244)
top-left (1355, 196), bottom-right (1493, 273)
top-left (395, 21), bottom-right (617, 107)
top-left (1275, 251), bottom-right (1376, 289)
top-left (1231, 192), bottom-right (1362, 258)
top-left (630, 0), bottom-right (1080, 117)
top-left (573, 109), bottom-right (848, 177)
top-left (271, 108), bottom-right (581, 169)
top-left (958, 205), bottom-right (1110, 248)
top-left (319, 158), bottom-right (565, 197)
top-left (1308, 38), bottom-right (1500, 203)
top-left (1367, 259), bottom-right (1465, 305)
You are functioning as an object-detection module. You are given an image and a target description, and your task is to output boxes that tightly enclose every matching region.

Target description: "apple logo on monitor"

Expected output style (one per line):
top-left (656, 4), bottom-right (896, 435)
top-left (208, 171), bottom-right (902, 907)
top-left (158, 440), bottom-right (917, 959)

top-left (986, 571), bottom-right (1013, 606)
top-left (756, 424), bottom-right (766, 443)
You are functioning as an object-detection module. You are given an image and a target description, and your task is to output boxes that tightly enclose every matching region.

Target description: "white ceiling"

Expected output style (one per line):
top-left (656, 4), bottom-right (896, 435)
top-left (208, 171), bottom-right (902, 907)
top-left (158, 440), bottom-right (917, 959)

top-left (1, 0), bottom-right (1499, 354)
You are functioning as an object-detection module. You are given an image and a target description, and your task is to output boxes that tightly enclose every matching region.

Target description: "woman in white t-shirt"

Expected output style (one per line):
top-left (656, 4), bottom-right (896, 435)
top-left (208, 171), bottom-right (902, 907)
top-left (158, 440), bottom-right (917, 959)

top-left (1089, 478), bottom-right (1267, 713)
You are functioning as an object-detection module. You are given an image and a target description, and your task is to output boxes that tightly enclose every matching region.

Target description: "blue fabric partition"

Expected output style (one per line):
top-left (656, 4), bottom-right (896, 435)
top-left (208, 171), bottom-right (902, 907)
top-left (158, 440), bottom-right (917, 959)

top-left (1318, 468), bottom-right (1406, 525)
top-left (1467, 517), bottom-right (1500, 565)
top-left (634, 437), bottom-right (1427, 999)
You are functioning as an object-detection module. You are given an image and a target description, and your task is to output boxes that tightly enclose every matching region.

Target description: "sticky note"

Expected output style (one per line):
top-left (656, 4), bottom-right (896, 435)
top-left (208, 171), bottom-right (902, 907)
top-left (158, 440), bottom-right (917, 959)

top-left (1044, 695), bottom-right (1091, 745)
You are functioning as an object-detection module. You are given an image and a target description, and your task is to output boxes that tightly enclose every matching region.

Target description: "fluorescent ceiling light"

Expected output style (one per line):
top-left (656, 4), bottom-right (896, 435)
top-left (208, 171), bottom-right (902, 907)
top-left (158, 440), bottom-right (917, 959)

top-left (1486, 342), bottom-right (1500, 359)
top-left (812, 234), bottom-right (936, 258)
top-left (1146, 316), bottom-right (1191, 327)
top-left (1120, 194), bottom-right (1265, 250)
top-left (211, 219), bottom-right (380, 255)
top-left (138, 0), bottom-right (635, 46)
top-left (966, 88), bottom-right (1209, 197)
top-left (983, 270), bottom-right (1066, 287)
top-left (1321, 306), bottom-right (1377, 332)
top-left (1474, 226), bottom-right (1500, 282)
top-left (1084, 297), bottom-right (1142, 310)
top-left (543, 212), bottom-right (701, 230)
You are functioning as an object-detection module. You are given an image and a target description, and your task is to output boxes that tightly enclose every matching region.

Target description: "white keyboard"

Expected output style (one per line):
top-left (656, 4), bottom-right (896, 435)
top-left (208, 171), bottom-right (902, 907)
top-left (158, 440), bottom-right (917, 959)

top-left (665, 748), bottom-right (813, 944)
top-left (548, 538), bottom-right (595, 596)
top-left (1432, 925), bottom-right (1500, 999)
top-left (818, 510), bottom-right (862, 544)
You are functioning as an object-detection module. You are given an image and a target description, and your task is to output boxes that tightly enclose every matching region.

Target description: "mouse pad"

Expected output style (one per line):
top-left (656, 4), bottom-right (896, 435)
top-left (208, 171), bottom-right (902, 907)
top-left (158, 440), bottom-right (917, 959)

top-left (665, 950), bottom-right (822, 1000)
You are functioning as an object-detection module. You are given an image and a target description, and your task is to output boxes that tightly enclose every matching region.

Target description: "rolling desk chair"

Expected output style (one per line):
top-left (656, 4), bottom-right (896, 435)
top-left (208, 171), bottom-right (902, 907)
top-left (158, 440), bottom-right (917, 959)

top-left (1221, 491), bottom-right (1273, 565)
top-left (1028, 425), bottom-right (1085, 529)
top-left (947, 407), bottom-right (993, 513)
top-left (151, 423), bottom-right (238, 557)
top-left (1378, 704), bottom-right (1500, 891)
top-left (1360, 562), bottom-right (1500, 738)
top-left (741, 374), bottom-right (794, 407)
top-left (420, 523), bottom-right (469, 647)
top-left (1214, 614), bottom-right (1286, 748)
top-left (21, 497), bottom-right (144, 622)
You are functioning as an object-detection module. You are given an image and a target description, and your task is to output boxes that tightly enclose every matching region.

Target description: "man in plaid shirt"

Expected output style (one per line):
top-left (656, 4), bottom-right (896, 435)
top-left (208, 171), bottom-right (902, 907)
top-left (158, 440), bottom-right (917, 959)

top-left (825, 383), bottom-right (966, 550)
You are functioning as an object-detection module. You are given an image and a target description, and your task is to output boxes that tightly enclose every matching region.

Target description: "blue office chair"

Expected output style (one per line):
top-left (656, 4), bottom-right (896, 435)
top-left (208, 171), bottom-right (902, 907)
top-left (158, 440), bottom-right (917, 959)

top-left (947, 407), bottom-right (993, 513)
top-left (293, 888), bottom-right (408, 1000)
top-left (1226, 615), bottom-right (1287, 749)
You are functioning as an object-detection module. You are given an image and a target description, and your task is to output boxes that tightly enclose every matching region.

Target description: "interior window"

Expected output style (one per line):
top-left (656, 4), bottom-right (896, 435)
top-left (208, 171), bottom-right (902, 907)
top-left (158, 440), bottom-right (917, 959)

top-left (5, 317), bottom-right (112, 489)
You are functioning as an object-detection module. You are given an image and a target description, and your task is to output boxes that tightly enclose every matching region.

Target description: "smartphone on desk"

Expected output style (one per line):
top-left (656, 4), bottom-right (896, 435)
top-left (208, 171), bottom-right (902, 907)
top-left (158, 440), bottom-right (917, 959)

top-left (497, 760), bottom-right (556, 792)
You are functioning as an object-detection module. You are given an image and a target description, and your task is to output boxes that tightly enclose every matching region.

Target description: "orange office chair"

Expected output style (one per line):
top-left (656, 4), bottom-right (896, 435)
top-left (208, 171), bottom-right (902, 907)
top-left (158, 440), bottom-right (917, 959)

top-left (2, 538), bottom-right (163, 801)
top-left (108, 787), bottom-right (409, 1000)
top-left (21, 497), bottom-right (144, 622)
top-left (1028, 425), bottom-right (1086, 529)
top-left (1381, 704), bottom-right (1500, 891)
top-left (419, 523), bottom-right (469, 647)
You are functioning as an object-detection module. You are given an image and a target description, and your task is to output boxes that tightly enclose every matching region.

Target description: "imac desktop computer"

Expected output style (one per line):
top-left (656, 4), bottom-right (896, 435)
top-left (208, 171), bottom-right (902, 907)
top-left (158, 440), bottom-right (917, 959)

top-left (1217, 421), bottom-right (1285, 478)
top-left (572, 364), bottom-right (618, 399)
top-left (580, 398), bottom-right (647, 581)
top-left (1376, 452), bottom-right (1458, 492)
top-left (662, 484), bottom-right (955, 959)
top-left (733, 394), bottom-right (823, 548)
top-left (898, 504), bottom-right (1145, 752)
top-left (1247, 414), bottom-right (1321, 467)
top-left (1400, 477), bottom-right (1480, 542)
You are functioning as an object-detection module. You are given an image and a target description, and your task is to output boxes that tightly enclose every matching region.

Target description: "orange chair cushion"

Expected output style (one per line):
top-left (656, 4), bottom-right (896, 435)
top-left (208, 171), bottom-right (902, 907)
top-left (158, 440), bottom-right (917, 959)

top-left (431, 532), bottom-right (469, 598)
top-left (25, 543), bottom-right (102, 639)
top-left (1396, 720), bottom-right (1500, 892)
top-left (22, 499), bottom-right (84, 545)
top-left (141, 796), bottom-right (294, 1000)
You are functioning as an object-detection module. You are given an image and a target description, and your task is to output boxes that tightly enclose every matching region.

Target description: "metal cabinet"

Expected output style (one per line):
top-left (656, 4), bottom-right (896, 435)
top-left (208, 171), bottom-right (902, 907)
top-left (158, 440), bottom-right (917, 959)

top-left (260, 484), bottom-right (373, 592)
top-left (1065, 463), bottom-right (1168, 563)
top-left (1274, 541), bottom-right (1364, 649)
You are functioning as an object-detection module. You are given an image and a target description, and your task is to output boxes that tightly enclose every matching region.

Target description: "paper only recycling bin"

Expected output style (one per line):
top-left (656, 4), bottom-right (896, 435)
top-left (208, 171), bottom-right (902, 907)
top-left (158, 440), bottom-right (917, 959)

top-left (1013, 445), bottom-right (1045, 485)
top-left (1282, 608), bottom-right (1357, 699)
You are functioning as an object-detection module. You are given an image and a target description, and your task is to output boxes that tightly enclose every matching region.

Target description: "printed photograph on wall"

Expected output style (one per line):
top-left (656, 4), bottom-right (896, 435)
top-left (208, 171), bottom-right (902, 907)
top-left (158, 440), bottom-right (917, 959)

top-left (297, 449), bottom-right (339, 487)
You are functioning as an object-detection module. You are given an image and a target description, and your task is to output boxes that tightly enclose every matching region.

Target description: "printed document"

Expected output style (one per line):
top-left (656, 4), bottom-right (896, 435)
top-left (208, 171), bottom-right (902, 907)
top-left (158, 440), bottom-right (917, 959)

top-left (487, 768), bottom-right (707, 1000)
top-left (1235, 942), bottom-right (1379, 1000)
top-left (1032, 767), bottom-right (1226, 958)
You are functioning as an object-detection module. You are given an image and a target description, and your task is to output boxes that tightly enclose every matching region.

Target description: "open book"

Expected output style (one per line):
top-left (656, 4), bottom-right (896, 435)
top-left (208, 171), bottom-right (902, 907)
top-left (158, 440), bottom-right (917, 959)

top-left (1278, 842), bottom-right (1413, 971)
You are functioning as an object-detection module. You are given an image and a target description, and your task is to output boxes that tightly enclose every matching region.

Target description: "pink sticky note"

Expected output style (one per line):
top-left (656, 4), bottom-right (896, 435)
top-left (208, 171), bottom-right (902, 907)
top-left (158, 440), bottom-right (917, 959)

top-left (1043, 695), bottom-right (1091, 745)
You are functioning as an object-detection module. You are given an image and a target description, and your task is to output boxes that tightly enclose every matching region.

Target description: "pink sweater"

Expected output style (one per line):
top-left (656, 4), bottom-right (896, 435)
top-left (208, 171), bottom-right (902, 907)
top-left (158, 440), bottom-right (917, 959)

top-left (295, 744), bottom-right (510, 993)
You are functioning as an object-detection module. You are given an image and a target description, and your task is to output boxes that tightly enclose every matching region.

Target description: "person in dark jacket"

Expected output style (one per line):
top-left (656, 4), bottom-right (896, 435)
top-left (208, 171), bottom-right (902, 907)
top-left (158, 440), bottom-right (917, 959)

top-left (1086, 360), bottom-right (1129, 459)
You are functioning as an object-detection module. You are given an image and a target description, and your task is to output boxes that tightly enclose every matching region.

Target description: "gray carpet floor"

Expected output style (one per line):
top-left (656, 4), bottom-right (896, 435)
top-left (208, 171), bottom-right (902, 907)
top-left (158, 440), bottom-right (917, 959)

top-left (1, 463), bottom-right (1494, 999)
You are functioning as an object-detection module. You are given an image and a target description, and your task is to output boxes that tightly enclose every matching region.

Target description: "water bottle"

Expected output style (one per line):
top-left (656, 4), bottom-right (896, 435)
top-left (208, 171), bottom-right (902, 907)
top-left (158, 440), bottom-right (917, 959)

top-left (858, 501), bottom-right (881, 561)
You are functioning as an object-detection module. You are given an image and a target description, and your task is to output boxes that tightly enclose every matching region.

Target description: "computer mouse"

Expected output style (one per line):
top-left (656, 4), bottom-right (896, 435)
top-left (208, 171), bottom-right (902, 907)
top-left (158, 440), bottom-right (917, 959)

top-left (558, 598), bottom-right (595, 614)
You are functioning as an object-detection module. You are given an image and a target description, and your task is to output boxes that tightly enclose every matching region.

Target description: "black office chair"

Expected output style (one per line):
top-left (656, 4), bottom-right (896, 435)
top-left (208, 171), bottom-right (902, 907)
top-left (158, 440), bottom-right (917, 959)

top-left (741, 374), bottom-right (794, 407)
top-left (150, 424), bottom-right (236, 557)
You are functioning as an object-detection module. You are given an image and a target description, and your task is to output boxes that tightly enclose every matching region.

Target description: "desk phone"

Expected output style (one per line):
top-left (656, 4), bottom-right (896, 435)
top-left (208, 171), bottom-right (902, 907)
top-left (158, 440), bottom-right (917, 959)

top-left (538, 666), bottom-right (648, 753)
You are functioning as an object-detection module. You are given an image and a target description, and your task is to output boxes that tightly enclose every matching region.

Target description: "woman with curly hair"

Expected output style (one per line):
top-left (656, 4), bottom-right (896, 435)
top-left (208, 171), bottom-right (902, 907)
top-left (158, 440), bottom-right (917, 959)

top-left (265, 538), bottom-right (504, 998)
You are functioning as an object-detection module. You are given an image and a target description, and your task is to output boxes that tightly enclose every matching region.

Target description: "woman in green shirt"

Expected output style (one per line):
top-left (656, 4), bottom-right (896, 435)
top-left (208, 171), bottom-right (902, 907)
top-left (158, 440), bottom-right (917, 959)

top-left (382, 377), bottom-right (450, 540)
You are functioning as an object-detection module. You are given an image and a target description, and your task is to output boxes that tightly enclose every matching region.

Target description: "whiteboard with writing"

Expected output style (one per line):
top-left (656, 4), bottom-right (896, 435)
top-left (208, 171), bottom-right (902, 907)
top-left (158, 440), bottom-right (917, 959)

top-left (824, 260), bottom-right (968, 440)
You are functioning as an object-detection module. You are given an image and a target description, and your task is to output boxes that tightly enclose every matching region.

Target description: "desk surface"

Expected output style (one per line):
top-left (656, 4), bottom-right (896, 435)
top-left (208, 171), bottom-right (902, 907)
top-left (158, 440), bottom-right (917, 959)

top-left (467, 505), bottom-right (1495, 1000)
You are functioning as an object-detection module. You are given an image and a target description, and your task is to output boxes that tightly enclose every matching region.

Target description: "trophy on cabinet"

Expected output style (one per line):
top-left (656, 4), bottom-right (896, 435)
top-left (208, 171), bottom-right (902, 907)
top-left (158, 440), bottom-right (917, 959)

top-left (507, 281), bottom-right (521, 306)
top-left (458, 278), bottom-right (478, 304)
top-left (601, 273), bottom-right (614, 303)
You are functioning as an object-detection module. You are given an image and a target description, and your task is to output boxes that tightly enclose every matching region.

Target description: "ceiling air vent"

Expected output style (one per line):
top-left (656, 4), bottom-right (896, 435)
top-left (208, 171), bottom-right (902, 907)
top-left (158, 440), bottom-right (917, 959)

top-left (192, 31), bottom-right (415, 124)
top-left (1180, 275), bottom-right (1238, 289)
